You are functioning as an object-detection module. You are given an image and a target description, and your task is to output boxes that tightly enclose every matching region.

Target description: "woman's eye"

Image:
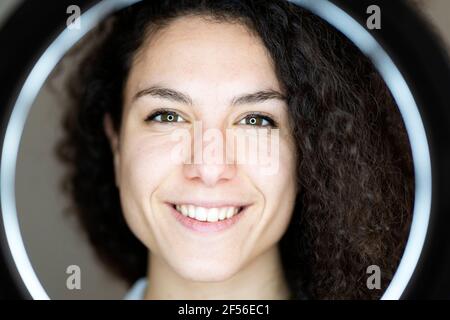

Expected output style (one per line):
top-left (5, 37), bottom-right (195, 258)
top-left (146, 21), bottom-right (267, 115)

top-left (145, 110), bottom-right (186, 123)
top-left (237, 114), bottom-right (276, 127)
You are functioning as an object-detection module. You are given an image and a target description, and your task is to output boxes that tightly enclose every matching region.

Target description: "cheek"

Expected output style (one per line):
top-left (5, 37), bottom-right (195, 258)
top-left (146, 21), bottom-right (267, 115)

top-left (244, 132), bottom-right (297, 204)
top-left (243, 136), bottom-right (298, 244)
top-left (116, 131), bottom-right (181, 244)
top-left (119, 128), bottom-right (186, 185)
top-left (121, 135), bottom-right (171, 193)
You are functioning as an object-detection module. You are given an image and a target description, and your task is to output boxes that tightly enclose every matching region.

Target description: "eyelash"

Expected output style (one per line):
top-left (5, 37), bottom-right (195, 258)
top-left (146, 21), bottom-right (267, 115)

top-left (238, 112), bottom-right (278, 128)
top-left (145, 108), bottom-right (186, 123)
top-left (144, 108), bottom-right (278, 128)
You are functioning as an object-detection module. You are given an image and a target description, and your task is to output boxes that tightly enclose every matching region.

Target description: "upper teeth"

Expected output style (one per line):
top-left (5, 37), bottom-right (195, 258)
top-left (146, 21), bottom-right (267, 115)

top-left (175, 204), bottom-right (240, 222)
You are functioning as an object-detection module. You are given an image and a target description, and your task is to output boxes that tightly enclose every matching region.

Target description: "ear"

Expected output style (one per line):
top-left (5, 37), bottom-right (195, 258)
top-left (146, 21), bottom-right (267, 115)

top-left (103, 113), bottom-right (121, 187)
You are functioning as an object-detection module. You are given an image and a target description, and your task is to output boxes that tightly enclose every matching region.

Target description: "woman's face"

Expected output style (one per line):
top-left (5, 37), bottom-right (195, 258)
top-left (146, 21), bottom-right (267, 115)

top-left (104, 15), bottom-right (298, 282)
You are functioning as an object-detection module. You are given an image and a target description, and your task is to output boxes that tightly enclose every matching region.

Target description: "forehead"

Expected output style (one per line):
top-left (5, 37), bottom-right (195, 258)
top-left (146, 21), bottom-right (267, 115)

top-left (125, 15), bottom-right (282, 101)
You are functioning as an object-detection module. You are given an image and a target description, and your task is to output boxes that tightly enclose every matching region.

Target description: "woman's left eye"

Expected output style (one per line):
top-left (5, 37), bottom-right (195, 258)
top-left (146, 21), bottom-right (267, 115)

top-left (237, 114), bottom-right (276, 127)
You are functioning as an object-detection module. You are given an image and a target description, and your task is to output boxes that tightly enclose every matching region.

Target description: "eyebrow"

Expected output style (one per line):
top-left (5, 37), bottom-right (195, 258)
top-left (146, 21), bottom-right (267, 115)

top-left (133, 85), bottom-right (286, 106)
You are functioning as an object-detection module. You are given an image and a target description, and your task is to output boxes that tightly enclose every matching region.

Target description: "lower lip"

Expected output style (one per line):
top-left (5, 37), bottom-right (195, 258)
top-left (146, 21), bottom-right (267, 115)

top-left (168, 204), bottom-right (247, 234)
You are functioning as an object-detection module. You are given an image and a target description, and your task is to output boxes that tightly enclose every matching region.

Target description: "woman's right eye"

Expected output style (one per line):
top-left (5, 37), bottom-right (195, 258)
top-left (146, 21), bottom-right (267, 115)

top-left (145, 110), bottom-right (187, 123)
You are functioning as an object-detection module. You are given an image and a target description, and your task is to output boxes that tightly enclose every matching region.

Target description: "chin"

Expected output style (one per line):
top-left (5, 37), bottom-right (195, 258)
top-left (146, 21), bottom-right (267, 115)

top-left (172, 257), bottom-right (241, 283)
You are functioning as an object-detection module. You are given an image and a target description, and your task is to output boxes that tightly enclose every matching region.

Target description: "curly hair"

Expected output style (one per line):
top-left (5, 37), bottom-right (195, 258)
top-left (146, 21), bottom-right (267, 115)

top-left (55, 0), bottom-right (414, 299)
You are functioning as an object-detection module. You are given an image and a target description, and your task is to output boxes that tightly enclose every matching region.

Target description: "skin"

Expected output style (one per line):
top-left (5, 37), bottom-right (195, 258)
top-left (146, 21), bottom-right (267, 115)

top-left (104, 15), bottom-right (298, 299)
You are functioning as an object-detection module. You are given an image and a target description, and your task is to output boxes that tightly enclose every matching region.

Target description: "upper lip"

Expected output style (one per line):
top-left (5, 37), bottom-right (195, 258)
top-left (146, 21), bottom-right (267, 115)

top-left (166, 200), bottom-right (252, 209)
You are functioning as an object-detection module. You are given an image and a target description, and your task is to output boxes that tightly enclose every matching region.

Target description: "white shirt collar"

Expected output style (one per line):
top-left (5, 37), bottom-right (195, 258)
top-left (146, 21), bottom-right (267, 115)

top-left (123, 277), bottom-right (147, 300)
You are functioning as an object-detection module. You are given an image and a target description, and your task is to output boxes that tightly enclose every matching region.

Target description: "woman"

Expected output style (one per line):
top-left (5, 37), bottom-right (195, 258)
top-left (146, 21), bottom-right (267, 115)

top-left (56, 0), bottom-right (414, 299)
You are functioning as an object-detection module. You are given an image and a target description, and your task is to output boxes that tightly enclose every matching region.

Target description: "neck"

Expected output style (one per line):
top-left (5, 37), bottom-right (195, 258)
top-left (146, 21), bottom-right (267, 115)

top-left (144, 246), bottom-right (290, 300)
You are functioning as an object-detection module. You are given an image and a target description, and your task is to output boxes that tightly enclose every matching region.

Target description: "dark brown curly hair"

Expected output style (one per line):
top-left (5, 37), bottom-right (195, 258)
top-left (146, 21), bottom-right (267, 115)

top-left (55, 0), bottom-right (414, 299)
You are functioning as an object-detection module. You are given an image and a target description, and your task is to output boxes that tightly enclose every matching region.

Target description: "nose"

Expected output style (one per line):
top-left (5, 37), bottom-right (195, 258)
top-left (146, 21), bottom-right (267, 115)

top-left (184, 162), bottom-right (236, 187)
top-left (183, 126), bottom-right (237, 187)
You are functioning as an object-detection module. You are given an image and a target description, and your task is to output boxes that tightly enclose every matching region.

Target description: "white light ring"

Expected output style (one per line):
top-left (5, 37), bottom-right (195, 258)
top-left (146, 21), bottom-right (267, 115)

top-left (0, 0), bottom-right (432, 300)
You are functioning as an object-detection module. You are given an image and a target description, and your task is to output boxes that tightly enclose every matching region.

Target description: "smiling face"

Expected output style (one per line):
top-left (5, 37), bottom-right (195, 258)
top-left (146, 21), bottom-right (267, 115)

top-left (104, 15), bottom-right (298, 282)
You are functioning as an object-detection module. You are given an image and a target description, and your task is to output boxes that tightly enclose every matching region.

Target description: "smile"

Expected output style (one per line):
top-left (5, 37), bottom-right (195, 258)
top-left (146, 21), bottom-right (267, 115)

top-left (168, 202), bottom-right (249, 233)
top-left (173, 204), bottom-right (243, 222)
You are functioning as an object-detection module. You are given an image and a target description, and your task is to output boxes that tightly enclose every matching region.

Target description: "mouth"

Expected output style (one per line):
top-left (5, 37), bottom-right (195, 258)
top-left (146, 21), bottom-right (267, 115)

top-left (167, 202), bottom-right (249, 233)
top-left (172, 203), bottom-right (245, 222)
